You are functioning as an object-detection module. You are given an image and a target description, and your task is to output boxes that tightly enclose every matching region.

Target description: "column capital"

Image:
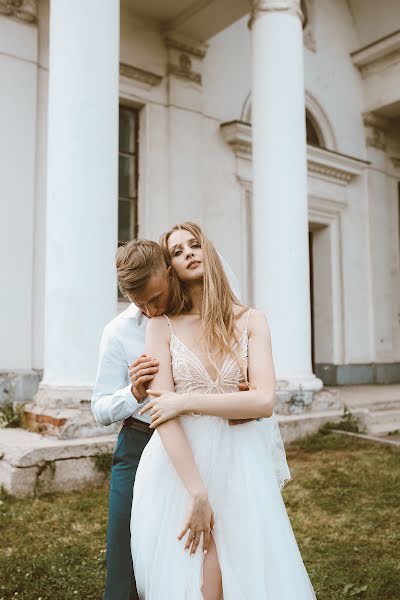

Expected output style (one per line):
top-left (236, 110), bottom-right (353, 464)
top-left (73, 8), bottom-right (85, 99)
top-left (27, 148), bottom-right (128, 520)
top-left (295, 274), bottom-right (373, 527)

top-left (249, 0), bottom-right (303, 28)
top-left (0, 0), bottom-right (37, 24)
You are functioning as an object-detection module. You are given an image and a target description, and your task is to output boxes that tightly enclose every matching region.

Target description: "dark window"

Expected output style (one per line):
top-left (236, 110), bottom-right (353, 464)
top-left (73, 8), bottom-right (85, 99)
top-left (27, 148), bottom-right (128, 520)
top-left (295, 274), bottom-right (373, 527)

top-left (118, 106), bottom-right (139, 246)
top-left (306, 111), bottom-right (324, 148)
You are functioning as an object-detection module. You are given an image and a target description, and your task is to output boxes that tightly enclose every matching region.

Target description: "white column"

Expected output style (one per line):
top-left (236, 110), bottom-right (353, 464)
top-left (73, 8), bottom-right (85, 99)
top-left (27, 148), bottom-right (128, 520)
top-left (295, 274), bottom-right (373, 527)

top-left (0, 9), bottom-right (37, 371)
top-left (363, 113), bottom-right (394, 363)
top-left (38, 0), bottom-right (119, 401)
top-left (250, 0), bottom-right (322, 396)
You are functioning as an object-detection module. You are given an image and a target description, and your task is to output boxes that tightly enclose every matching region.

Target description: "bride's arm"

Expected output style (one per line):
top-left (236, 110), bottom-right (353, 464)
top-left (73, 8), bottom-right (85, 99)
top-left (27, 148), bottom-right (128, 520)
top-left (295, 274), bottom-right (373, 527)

top-left (146, 317), bottom-right (206, 496)
top-left (145, 317), bottom-right (213, 554)
top-left (145, 310), bottom-right (275, 423)
top-left (181, 310), bottom-right (275, 419)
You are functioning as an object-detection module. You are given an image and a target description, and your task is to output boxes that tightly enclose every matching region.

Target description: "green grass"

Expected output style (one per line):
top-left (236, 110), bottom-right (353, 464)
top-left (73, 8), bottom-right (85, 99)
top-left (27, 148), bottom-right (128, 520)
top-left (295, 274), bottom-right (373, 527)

top-left (284, 434), bottom-right (400, 599)
top-left (0, 433), bottom-right (399, 599)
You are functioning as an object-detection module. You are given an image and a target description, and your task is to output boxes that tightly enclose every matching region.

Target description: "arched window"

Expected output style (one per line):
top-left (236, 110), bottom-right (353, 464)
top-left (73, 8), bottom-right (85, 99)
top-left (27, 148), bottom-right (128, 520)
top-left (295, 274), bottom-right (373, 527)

top-left (306, 110), bottom-right (324, 148)
top-left (241, 95), bottom-right (334, 150)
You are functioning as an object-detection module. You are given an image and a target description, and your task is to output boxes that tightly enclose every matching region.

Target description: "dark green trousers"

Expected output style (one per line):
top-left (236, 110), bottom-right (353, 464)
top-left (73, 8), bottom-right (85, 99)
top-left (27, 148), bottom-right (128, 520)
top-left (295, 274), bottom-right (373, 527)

top-left (104, 425), bottom-right (152, 600)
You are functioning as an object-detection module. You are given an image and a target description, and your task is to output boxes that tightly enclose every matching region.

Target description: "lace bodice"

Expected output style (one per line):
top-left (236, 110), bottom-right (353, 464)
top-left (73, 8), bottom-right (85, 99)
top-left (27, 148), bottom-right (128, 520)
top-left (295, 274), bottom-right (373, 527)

top-left (164, 313), bottom-right (250, 395)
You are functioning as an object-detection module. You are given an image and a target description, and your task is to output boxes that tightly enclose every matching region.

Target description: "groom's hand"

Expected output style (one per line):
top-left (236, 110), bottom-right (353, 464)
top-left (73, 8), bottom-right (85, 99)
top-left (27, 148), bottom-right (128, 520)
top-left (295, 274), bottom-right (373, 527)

top-left (229, 382), bottom-right (257, 426)
top-left (129, 354), bottom-right (159, 402)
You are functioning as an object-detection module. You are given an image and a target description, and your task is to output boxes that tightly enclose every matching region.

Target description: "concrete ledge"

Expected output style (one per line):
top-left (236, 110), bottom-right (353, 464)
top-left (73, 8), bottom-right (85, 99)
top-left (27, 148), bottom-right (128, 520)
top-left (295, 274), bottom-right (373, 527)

top-left (0, 428), bottom-right (117, 498)
top-left (278, 409), bottom-right (347, 444)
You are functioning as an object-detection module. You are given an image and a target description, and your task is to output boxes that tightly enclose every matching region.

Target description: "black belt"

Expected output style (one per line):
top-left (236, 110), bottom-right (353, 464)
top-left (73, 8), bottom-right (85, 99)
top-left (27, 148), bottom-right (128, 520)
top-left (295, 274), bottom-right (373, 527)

top-left (124, 415), bottom-right (152, 435)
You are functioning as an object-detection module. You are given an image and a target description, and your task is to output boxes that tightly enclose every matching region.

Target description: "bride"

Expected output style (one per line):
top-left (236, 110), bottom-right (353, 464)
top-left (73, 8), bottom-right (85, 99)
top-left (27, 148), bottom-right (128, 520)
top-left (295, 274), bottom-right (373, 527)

top-left (131, 222), bottom-right (316, 599)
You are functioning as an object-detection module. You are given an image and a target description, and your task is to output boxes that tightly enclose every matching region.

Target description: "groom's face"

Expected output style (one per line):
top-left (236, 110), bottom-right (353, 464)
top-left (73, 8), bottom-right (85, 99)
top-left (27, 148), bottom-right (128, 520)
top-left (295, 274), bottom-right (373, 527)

top-left (128, 269), bottom-right (170, 318)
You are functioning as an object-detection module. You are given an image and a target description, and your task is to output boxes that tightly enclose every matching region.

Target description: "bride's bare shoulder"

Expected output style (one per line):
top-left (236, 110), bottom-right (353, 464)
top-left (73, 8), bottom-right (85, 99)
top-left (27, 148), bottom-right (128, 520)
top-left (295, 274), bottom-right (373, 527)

top-left (233, 304), bottom-right (266, 323)
top-left (247, 308), bottom-right (271, 338)
top-left (145, 315), bottom-right (171, 339)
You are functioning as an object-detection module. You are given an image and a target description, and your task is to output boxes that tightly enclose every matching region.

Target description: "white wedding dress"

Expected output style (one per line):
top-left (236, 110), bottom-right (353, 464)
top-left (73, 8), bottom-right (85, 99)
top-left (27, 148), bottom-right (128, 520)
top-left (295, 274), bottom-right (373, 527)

top-left (131, 313), bottom-right (316, 599)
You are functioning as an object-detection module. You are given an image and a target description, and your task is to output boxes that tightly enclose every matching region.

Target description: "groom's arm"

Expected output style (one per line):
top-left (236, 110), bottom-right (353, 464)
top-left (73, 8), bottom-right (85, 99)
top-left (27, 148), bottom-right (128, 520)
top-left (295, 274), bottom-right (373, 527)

top-left (91, 326), bottom-right (143, 426)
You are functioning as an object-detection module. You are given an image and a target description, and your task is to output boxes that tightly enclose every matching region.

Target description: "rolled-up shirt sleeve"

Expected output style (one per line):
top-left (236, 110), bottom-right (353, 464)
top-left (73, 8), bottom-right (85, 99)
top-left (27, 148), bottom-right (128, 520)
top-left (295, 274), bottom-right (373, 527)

top-left (91, 328), bottom-right (139, 426)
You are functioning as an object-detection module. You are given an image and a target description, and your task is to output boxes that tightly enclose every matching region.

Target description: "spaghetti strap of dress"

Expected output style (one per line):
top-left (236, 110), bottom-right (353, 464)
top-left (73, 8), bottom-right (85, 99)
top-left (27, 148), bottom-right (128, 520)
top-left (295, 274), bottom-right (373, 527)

top-left (163, 314), bottom-right (174, 335)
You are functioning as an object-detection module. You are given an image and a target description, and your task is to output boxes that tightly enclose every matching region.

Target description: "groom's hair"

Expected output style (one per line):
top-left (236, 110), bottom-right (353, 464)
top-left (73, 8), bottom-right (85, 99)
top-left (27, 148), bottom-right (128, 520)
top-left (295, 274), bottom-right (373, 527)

top-left (116, 240), bottom-right (166, 297)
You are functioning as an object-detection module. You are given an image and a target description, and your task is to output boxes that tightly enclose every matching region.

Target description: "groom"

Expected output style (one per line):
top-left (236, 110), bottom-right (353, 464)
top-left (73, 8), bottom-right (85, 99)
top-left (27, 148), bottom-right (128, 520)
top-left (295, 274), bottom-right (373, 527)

top-left (92, 238), bottom-right (244, 600)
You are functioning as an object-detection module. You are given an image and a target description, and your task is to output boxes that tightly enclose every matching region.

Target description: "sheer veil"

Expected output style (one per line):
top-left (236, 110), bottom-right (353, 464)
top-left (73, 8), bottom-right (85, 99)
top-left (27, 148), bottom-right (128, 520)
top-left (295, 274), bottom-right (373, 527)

top-left (220, 253), bottom-right (291, 490)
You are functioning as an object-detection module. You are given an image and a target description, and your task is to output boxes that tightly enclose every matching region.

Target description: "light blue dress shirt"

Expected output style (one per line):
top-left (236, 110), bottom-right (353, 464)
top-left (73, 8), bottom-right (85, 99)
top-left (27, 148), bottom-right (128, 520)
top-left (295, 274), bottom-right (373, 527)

top-left (91, 303), bottom-right (151, 425)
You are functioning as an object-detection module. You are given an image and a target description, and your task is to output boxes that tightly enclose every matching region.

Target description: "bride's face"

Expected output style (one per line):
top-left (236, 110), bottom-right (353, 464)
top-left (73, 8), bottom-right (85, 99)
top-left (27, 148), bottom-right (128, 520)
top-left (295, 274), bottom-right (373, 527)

top-left (167, 229), bottom-right (204, 283)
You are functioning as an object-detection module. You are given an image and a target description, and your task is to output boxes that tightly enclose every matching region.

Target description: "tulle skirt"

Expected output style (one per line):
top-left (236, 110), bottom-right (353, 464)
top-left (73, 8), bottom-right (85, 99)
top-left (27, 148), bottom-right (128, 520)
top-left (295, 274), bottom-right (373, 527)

top-left (131, 415), bottom-right (316, 599)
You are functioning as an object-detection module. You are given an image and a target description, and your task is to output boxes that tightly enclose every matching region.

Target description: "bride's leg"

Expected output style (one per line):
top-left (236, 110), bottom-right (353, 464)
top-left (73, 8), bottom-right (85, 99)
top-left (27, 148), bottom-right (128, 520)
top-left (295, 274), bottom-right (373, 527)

top-left (201, 535), bottom-right (223, 600)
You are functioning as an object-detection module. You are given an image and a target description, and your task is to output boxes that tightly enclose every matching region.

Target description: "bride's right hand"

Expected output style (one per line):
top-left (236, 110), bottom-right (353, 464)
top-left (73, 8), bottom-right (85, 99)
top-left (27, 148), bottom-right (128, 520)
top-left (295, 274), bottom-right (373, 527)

top-left (177, 492), bottom-right (214, 556)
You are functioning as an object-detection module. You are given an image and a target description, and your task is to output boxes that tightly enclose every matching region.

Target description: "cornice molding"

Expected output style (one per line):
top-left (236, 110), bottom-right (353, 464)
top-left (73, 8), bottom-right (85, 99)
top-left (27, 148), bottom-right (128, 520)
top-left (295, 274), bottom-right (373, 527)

top-left (163, 33), bottom-right (207, 59)
top-left (351, 30), bottom-right (400, 79)
top-left (390, 157), bottom-right (400, 173)
top-left (309, 194), bottom-right (347, 215)
top-left (363, 112), bottom-right (389, 151)
top-left (307, 146), bottom-right (368, 185)
top-left (119, 63), bottom-right (163, 88)
top-left (220, 120), bottom-right (367, 185)
top-left (220, 121), bottom-right (252, 159)
top-left (391, 157), bottom-right (400, 169)
top-left (167, 61), bottom-right (202, 85)
top-left (303, 0), bottom-right (316, 52)
top-left (249, 0), bottom-right (303, 29)
top-left (0, 0), bottom-right (37, 23)
top-left (304, 26), bottom-right (316, 52)
top-left (163, 33), bottom-right (206, 86)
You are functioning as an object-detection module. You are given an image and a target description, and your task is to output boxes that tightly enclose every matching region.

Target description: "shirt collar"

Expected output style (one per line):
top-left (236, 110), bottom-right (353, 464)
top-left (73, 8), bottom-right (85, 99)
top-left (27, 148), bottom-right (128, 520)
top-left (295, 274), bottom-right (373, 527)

top-left (121, 303), bottom-right (148, 326)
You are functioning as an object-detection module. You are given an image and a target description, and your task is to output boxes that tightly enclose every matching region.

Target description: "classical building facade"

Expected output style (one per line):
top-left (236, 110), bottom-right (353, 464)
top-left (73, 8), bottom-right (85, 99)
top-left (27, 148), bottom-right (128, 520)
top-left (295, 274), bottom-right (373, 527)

top-left (1, 0), bottom-right (400, 439)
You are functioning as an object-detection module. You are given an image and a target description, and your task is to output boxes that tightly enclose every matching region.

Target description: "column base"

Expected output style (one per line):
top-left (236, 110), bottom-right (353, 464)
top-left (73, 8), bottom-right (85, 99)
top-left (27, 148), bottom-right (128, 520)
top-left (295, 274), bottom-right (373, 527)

top-left (276, 375), bottom-right (331, 414)
top-left (0, 369), bottom-right (42, 408)
top-left (33, 383), bottom-right (94, 408)
top-left (24, 383), bottom-right (118, 439)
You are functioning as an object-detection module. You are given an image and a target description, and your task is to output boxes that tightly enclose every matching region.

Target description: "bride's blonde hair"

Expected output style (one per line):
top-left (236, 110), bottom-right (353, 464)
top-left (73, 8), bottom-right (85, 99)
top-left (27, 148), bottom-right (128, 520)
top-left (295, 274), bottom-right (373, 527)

top-left (160, 222), bottom-right (245, 361)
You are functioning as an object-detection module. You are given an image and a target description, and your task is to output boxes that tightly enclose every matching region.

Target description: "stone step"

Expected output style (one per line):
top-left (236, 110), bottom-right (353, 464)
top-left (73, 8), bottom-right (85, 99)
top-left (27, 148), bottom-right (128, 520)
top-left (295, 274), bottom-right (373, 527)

top-left (336, 384), bottom-right (400, 413)
top-left (363, 408), bottom-right (400, 427)
top-left (2, 408), bottom-right (351, 496)
top-left (4, 383), bottom-right (400, 497)
top-left (23, 403), bottom-right (118, 439)
top-left (0, 427), bottom-right (117, 498)
top-left (277, 408), bottom-right (351, 444)
top-left (345, 397), bottom-right (400, 413)
top-left (368, 420), bottom-right (400, 436)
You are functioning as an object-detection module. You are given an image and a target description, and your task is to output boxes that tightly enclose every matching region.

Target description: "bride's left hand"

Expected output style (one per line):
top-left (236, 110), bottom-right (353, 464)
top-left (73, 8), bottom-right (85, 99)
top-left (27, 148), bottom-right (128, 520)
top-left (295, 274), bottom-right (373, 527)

top-left (139, 390), bottom-right (184, 427)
